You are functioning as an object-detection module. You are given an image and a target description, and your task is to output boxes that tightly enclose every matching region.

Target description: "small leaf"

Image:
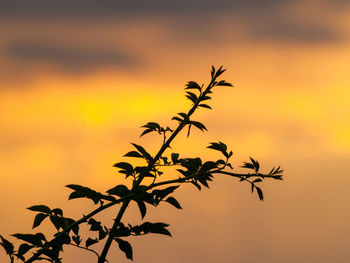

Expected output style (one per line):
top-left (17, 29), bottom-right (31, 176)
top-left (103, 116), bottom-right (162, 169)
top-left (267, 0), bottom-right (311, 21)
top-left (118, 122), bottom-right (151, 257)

top-left (211, 65), bottom-right (215, 78)
top-left (72, 235), bottom-right (81, 246)
top-left (249, 157), bottom-right (260, 172)
top-left (131, 143), bottom-right (153, 162)
top-left (152, 185), bottom-right (180, 200)
top-left (161, 156), bottom-right (168, 164)
top-left (185, 81), bottom-right (201, 90)
top-left (171, 153), bottom-right (179, 164)
top-left (176, 169), bottom-right (189, 177)
top-left (201, 161), bottom-right (218, 171)
top-left (85, 238), bottom-right (98, 248)
top-left (0, 235), bottom-right (14, 255)
top-left (190, 181), bottom-right (201, 190)
top-left (51, 208), bottom-right (63, 216)
top-left (66, 184), bottom-right (101, 204)
top-left (88, 218), bottom-right (102, 231)
top-left (111, 223), bottom-right (131, 238)
top-left (185, 91), bottom-right (198, 103)
top-left (187, 124), bottom-right (191, 137)
top-left (171, 116), bottom-right (183, 122)
top-left (241, 162), bottom-right (254, 170)
top-left (190, 121), bottom-right (207, 132)
top-left (214, 65), bottom-right (226, 78)
top-left (50, 215), bottom-right (65, 231)
top-left (124, 151), bottom-right (143, 158)
top-left (216, 159), bottom-right (226, 165)
top-left (198, 103), bottom-right (212, 109)
top-left (27, 205), bottom-right (51, 214)
top-left (200, 95), bottom-right (211, 101)
top-left (216, 80), bottom-right (233, 87)
top-left (114, 162), bottom-right (134, 178)
top-left (178, 112), bottom-right (187, 119)
top-left (17, 243), bottom-right (33, 257)
top-left (142, 122), bottom-right (160, 129)
top-left (198, 178), bottom-right (209, 188)
top-left (166, 197), bottom-right (182, 209)
top-left (99, 229), bottom-right (107, 240)
top-left (140, 128), bottom-right (153, 137)
top-left (115, 238), bottom-right (133, 260)
top-left (12, 233), bottom-right (45, 247)
top-left (107, 185), bottom-right (130, 197)
top-left (65, 218), bottom-right (79, 235)
top-left (113, 162), bottom-right (133, 171)
top-left (207, 142), bottom-right (227, 153)
top-left (256, 186), bottom-right (264, 201)
top-left (144, 222), bottom-right (172, 237)
top-left (270, 166), bottom-right (283, 175)
top-left (136, 201), bottom-right (147, 219)
top-left (32, 213), bottom-right (48, 229)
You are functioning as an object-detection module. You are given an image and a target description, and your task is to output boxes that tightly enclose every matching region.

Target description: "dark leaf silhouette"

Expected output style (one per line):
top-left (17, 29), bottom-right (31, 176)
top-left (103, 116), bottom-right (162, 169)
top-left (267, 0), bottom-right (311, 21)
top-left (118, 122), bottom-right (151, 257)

top-left (136, 201), bottom-right (147, 219)
top-left (198, 103), bottom-right (212, 109)
top-left (185, 81), bottom-right (201, 91)
top-left (107, 185), bottom-right (130, 197)
top-left (27, 205), bottom-right (51, 214)
top-left (115, 238), bottom-right (133, 260)
top-left (0, 235), bottom-right (14, 255)
top-left (32, 213), bottom-right (48, 229)
top-left (166, 197), bottom-right (182, 209)
top-left (17, 243), bottom-right (33, 257)
top-left (12, 233), bottom-right (46, 247)
top-left (86, 238), bottom-right (98, 248)
top-left (124, 150), bottom-right (143, 158)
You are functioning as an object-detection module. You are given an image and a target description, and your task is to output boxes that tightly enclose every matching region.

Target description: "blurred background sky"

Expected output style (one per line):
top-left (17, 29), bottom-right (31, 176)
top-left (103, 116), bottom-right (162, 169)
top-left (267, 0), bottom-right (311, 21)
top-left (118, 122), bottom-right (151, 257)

top-left (1, 1), bottom-right (350, 262)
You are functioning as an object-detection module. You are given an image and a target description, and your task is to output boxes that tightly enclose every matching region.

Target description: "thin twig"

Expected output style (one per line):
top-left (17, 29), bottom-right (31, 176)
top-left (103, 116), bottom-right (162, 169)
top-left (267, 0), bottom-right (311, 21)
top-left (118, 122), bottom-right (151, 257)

top-left (70, 243), bottom-right (100, 260)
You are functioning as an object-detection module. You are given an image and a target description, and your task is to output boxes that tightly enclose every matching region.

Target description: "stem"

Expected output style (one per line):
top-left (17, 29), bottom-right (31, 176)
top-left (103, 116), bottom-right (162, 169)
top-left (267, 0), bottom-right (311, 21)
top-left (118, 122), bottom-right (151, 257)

top-left (70, 243), bottom-right (100, 260)
top-left (98, 201), bottom-right (128, 263)
top-left (148, 177), bottom-right (189, 189)
top-left (212, 170), bottom-right (282, 179)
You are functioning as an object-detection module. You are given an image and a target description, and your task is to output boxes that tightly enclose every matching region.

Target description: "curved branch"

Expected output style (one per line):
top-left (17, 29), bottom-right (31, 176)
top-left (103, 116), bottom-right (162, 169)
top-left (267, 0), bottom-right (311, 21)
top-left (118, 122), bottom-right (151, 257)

top-left (70, 243), bottom-right (100, 260)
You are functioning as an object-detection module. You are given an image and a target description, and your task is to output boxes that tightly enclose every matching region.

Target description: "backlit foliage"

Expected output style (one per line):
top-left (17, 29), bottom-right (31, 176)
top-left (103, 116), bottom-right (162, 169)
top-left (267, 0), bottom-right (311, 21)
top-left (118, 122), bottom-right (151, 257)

top-left (0, 66), bottom-right (283, 263)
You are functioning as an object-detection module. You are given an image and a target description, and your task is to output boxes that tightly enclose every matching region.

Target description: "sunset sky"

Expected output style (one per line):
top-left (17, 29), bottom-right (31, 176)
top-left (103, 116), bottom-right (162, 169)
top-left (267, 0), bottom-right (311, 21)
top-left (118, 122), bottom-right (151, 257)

top-left (1, 1), bottom-right (350, 262)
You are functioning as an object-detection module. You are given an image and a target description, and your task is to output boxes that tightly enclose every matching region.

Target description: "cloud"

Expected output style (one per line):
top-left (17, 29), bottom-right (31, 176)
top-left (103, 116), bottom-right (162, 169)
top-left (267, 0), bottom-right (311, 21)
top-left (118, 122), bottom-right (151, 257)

top-left (4, 41), bottom-right (139, 73)
top-left (0, 0), bottom-right (347, 46)
top-left (0, 0), bottom-right (289, 18)
top-left (0, 0), bottom-right (347, 86)
top-left (242, 14), bottom-right (345, 44)
top-left (0, 0), bottom-right (346, 19)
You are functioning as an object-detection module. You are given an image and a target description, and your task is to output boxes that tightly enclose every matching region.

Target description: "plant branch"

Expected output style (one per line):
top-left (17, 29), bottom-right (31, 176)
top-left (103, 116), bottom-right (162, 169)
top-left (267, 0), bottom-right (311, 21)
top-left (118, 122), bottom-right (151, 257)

top-left (98, 71), bottom-right (220, 263)
top-left (7, 67), bottom-right (281, 263)
top-left (24, 193), bottom-right (137, 263)
top-left (70, 243), bottom-right (100, 260)
top-left (212, 170), bottom-right (283, 180)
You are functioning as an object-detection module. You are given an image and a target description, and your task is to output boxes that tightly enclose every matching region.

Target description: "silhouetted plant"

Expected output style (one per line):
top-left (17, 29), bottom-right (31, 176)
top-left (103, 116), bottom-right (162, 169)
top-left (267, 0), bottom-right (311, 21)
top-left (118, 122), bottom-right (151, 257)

top-left (0, 66), bottom-right (283, 263)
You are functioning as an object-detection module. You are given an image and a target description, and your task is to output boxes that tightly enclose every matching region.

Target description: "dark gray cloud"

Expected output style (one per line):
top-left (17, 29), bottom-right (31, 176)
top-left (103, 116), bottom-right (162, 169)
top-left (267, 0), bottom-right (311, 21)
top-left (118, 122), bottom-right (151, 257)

top-left (0, 0), bottom-right (288, 18)
top-left (0, 0), bottom-right (346, 45)
top-left (1, 0), bottom-right (348, 18)
top-left (0, 0), bottom-right (347, 85)
top-left (4, 41), bottom-right (139, 73)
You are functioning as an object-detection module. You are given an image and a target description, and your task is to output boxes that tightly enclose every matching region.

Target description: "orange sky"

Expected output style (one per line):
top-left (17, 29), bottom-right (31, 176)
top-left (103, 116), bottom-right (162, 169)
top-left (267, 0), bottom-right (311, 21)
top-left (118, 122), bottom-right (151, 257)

top-left (1, 1), bottom-right (350, 262)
